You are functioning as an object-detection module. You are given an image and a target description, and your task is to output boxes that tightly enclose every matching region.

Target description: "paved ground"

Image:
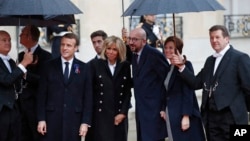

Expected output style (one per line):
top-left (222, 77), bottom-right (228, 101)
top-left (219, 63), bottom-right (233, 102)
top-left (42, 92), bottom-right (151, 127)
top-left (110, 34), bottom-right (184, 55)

top-left (127, 112), bottom-right (169, 141)
top-left (128, 112), bottom-right (137, 141)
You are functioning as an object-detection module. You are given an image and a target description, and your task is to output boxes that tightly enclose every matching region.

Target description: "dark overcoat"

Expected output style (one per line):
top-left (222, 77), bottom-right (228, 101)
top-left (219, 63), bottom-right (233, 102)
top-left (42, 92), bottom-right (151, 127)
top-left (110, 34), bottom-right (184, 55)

top-left (166, 61), bottom-right (205, 141)
top-left (132, 44), bottom-right (169, 141)
top-left (37, 57), bottom-right (92, 141)
top-left (86, 59), bottom-right (132, 141)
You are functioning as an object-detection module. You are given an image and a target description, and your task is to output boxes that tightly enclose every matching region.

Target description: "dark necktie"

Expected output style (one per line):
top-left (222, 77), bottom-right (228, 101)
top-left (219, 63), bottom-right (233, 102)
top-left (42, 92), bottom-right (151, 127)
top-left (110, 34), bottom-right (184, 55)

top-left (64, 62), bottom-right (69, 83)
top-left (133, 53), bottom-right (139, 64)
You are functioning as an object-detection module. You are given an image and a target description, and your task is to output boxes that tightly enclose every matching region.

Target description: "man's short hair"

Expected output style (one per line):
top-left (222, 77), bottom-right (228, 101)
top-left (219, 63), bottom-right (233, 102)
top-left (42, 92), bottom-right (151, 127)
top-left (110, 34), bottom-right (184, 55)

top-left (29, 25), bottom-right (40, 42)
top-left (62, 33), bottom-right (79, 46)
top-left (209, 25), bottom-right (230, 38)
top-left (90, 30), bottom-right (107, 40)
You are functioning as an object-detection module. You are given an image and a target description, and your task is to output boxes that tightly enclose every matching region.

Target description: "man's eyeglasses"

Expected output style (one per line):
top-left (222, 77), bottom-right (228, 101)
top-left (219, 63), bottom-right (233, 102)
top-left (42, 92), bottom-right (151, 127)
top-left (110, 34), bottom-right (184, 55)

top-left (127, 37), bottom-right (142, 42)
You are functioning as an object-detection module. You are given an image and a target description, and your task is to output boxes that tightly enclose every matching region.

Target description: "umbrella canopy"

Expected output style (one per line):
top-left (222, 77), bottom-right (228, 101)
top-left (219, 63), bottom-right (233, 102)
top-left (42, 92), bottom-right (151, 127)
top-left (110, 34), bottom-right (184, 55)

top-left (122, 0), bottom-right (225, 37)
top-left (122, 0), bottom-right (225, 16)
top-left (0, 0), bottom-right (82, 26)
top-left (0, 0), bottom-right (82, 15)
top-left (0, 0), bottom-right (83, 59)
top-left (0, 15), bottom-right (76, 26)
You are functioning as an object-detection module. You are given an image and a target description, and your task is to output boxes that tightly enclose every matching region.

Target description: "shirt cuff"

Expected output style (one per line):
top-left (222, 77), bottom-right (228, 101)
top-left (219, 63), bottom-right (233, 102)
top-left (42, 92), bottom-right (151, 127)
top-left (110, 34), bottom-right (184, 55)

top-left (18, 64), bottom-right (27, 73)
top-left (178, 65), bottom-right (185, 72)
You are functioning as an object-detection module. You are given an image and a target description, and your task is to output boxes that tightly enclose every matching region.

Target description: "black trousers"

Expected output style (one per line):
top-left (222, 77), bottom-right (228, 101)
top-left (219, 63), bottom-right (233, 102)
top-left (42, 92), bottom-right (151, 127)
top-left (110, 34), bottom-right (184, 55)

top-left (18, 97), bottom-right (39, 141)
top-left (0, 105), bottom-right (21, 141)
top-left (206, 107), bottom-right (235, 141)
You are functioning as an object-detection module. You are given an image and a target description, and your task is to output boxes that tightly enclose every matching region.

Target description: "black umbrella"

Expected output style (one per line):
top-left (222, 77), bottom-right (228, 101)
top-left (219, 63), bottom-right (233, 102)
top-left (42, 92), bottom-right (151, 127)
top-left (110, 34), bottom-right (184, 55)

top-left (0, 0), bottom-right (83, 58)
top-left (0, 0), bottom-right (82, 26)
top-left (0, 15), bottom-right (76, 26)
top-left (122, 0), bottom-right (225, 37)
top-left (0, 0), bottom-right (82, 15)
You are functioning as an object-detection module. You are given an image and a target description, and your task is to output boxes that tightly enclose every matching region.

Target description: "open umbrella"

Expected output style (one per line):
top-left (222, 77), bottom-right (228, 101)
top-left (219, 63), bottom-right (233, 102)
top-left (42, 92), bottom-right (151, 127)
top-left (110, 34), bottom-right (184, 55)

top-left (0, 15), bottom-right (76, 26)
top-left (0, 0), bottom-right (82, 26)
top-left (0, 0), bottom-right (83, 59)
top-left (0, 0), bottom-right (82, 15)
top-left (122, 0), bottom-right (225, 37)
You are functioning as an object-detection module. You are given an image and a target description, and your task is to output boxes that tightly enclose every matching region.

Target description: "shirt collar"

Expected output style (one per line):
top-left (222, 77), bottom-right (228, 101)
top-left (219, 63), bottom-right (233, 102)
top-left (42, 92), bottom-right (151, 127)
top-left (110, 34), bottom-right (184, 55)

top-left (213, 44), bottom-right (230, 58)
top-left (61, 57), bottom-right (74, 65)
top-left (0, 54), bottom-right (11, 61)
top-left (108, 60), bottom-right (116, 67)
top-left (26, 43), bottom-right (38, 53)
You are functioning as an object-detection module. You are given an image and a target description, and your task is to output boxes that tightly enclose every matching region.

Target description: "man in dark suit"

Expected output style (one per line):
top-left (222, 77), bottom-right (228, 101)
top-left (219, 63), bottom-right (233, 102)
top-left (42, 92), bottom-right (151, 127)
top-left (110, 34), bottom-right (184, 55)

top-left (128, 28), bottom-right (169, 141)
top-left (0, 30), bottom-right (34, 141)
top-left (18, 25), bottom-right (52, 141)
top-left (171, 25), bottom-right (250, 141)
top-left (37, 33), bottom-right (92, 141)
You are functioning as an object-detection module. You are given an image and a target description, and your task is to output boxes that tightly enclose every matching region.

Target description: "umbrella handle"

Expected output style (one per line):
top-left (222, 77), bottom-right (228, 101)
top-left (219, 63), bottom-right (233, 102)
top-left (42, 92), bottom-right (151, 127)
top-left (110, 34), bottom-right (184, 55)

top-left (122, 0), bottom-right (125, 28)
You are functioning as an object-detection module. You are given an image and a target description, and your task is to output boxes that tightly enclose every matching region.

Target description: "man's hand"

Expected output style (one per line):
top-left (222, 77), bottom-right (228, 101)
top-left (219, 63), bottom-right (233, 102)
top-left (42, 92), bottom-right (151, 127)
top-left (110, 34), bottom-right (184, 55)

top-left (181, 115), bottom-right (190, 131)
top-left (160, 111), bottom-right (166, 121)
top-left (20, 51), bottom-right (33, 67)
top-left (37, 121), bottom-right (47, 135)
top-left (121, 27), bottom-right (128, 44)
top-left (79, 124), bottom-right (88, 137)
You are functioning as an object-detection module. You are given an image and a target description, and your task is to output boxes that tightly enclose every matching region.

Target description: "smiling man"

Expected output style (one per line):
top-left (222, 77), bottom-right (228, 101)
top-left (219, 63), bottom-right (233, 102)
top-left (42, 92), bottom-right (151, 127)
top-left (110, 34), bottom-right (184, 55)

top-left (171, 25), bottom-right (250, 141)
top-left (36, 33), bottom-right (92, 141)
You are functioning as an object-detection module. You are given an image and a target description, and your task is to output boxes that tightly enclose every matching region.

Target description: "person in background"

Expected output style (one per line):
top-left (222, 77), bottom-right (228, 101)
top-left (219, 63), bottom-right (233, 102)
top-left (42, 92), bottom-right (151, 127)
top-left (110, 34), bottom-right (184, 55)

top-left (85, 30), bottom-right (107, 141)
top-left (89, 30), bottom-right (108, 60)
top-left (47, 24), bottom-right (72, 58)
top-left (171, 25), bottom-right (250, 141)
top-left (85, 35), bottom-right (132, 141)
top-left (37, 33), bottom-right (92, 141)
top-left (128, 28), bottom-right (169, 141)
top-left (18, 25), bottom-right (52, 141)
top-left (137, 15), bottom-right (163, 49)
top-left (0, 30), bottom-right (33, 141)
top-left (161, 36), bottom-right (205, 141)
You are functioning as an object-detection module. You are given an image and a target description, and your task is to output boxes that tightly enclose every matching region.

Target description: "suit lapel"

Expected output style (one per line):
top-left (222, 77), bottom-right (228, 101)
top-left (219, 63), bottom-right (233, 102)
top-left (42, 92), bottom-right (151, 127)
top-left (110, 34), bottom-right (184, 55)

top-left (0, 58), bottom-right (9, 72)
top-left (212, 47), bottom-right (232, 82)
top-left (53, 58), bottom-right (64, 84)
top-left (134, 45), bottom-right (148, 75)
top-left (101, 60), bottom-right (113, 78)
top-left (67, 58), bottom-right (80, 85)
top-left (8, 59), bottom-right (16, 71)
top-left (167, 66), bottom-right (177, 91)
top-left (113, 61), bottom-right (122, 78)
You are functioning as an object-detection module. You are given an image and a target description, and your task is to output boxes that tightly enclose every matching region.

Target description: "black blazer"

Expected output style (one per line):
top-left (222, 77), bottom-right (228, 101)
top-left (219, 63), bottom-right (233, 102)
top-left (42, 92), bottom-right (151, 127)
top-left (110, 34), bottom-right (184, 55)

top-left (18, 45), bottom-right (51, 99)
top-left (0, 58), bottom-right (24, 111)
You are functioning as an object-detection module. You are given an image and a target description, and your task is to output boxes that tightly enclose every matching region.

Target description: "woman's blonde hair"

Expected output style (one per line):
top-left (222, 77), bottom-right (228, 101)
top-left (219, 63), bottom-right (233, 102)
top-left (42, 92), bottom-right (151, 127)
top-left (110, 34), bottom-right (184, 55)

top-left (100, 35), bottom-right (127, 62)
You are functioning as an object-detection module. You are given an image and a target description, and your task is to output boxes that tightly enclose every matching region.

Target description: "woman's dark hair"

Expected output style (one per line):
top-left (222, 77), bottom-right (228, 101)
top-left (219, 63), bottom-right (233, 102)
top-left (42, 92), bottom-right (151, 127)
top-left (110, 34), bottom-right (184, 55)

top-left (164, 36), bottom-right (183, 54)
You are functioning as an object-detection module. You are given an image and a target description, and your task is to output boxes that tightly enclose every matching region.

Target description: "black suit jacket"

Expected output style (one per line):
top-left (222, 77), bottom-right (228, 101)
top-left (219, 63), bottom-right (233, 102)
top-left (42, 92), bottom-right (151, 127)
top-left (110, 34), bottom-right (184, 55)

top-left (18, 45), bottom-right (51, 100)
top-left (0, 58), bottom-right (24, 111)
top-left (132, 44), bottom-right (169, 140)
top-left (180, 46), bottom-right (250, 124)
